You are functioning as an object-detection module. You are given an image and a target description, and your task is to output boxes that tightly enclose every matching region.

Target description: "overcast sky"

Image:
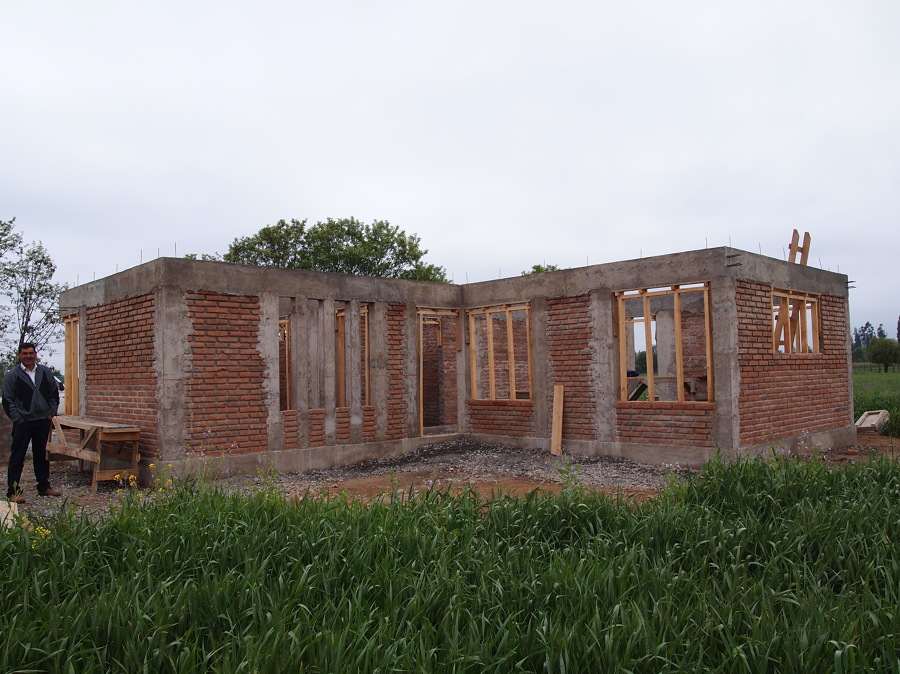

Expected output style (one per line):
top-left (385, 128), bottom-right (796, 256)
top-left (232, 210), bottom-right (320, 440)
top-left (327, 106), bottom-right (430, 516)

top-left (3, 1), bottom-right (899, 367)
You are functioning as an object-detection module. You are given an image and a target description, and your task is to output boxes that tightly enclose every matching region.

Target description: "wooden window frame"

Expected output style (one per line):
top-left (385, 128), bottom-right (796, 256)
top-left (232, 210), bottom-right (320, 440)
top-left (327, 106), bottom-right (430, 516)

top-left (466, 302), bottom-right (532, 401)
top-left (615, 283), bottom-right (713, 404)
top-left (772, 289), bottom-right (820, 354)
top-left (63, 314), bottom-right (79, 416)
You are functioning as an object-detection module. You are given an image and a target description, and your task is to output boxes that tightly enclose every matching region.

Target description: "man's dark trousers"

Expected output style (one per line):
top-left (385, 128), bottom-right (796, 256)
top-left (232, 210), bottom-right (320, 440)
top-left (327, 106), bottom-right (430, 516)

top-left (7, 418), bottom-right (51, 496)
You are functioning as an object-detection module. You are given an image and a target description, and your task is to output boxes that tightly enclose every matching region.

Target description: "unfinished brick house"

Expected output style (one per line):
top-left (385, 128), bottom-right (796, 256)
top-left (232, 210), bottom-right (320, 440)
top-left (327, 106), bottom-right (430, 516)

top-left (58, 245), bottom-right (855, 475)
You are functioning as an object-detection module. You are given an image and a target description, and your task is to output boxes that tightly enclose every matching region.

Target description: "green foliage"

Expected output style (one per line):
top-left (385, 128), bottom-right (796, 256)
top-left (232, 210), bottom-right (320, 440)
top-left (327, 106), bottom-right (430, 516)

top-left (521, 263), bottom-right (559, 275)
top-left (222, 217), bottom-right (449, 282)
top-left (851, 346), bottom-right (867, 363)
top-left (866, 337), bottom-right (900, 373)
top-left (634, 348), bottom-right (657, 375)
top-left (183, 252), bottom-right (220, 261)
top-left (852, 322), bottom-right (876, 349)
top-left (0, 218), bottom-right (66, 367)
top-left (6, 458), bottom-right (900, 672)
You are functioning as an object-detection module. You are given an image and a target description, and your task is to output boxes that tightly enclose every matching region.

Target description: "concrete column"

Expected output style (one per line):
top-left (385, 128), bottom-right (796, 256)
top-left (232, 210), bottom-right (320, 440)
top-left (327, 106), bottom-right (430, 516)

top-left (655, 309), bottom-right (677, 400)
top-left (404, 302), bottom-right (419, 437)
top-left (292, 296), bottom-right (309, 446)
top-left (456, 310), bottom-right (468, 432)
top-left (710, 276), bottom-right (740, 454)
top-left (154, 286), bottom-right (190, 461)
top-left (322, 297), bottom-right (336, 444)
top-left (347, 299), bottom-right (363, 444)
top-left (370, 301), bottom-right (389, 441)
top-left (590, 289), bottom-right (617, 442)
top-left (530, 297), bottom-right (549, 439)
top-left (259, 292), bottom-right (283, 452)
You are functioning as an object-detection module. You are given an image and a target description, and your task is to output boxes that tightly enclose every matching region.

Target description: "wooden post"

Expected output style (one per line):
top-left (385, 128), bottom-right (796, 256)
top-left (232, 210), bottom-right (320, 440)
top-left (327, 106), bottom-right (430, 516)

top-left (550, 384), bottom-right (564, 456)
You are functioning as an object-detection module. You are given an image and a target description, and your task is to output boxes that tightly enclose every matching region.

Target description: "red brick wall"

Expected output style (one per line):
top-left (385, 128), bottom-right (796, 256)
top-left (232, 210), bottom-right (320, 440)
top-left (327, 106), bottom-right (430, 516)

top-left (616, 402), bottom-right (715, 446)
top-left (185, 292), bottom-right (267, 454)
top-left (84, 294), bottom-right (159, 456)
top-left (363, 406), bottom-right (377, 442)
top-left (547, 296), bottom-right (596, 439)
top-left (336, 408), bottom-right (352, 443)
top-left (386, 302), bottom-right (408, 440)
top-left (736, 280), bottom-right (851, 444)
top-left (308, 408), bottom-right (326, 447)
top-left (283, 409), bottom-right (299, 449)
top-left (466, 399), bottom-right (535, 436)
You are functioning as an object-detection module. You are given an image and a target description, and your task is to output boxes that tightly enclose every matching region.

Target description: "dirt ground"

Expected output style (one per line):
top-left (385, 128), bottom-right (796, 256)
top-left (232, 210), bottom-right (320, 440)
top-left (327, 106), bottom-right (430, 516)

top-left (7, 433), bottom-right (898, 521)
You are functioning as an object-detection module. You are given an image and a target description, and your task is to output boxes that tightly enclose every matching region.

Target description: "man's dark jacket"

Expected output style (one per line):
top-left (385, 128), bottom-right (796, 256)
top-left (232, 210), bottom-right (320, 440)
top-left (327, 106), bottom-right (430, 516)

top-left (2, 364), bottom-right (60, 425)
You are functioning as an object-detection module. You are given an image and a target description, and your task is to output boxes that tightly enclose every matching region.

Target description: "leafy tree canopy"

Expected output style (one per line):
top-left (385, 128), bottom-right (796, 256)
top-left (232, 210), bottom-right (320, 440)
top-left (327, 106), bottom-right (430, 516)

top-left (0, 218), bottom-right (66, 369)
top-left (521, 264), bottom-right (560, 275)
top-left (853, 322), bottom-right (877, 349)
top-left (221, 217), bottom-right (448, 282)
top-left (867, 337), bottom-right (900, 373)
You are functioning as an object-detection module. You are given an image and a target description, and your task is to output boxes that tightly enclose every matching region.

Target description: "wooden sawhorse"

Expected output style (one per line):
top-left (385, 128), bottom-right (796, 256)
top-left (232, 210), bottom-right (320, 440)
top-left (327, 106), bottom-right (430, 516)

top-left (46, 415), bottom-right (142, 493)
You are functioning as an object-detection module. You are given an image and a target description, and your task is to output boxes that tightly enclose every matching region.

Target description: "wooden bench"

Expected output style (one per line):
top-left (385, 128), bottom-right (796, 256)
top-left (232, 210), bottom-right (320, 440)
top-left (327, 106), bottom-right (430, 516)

top-left (46, 415), bottom-right (141, 493)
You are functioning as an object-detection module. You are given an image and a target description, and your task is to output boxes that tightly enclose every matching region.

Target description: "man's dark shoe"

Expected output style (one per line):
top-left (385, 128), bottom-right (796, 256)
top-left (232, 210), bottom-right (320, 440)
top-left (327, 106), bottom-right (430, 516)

top-left (7, 494), bottom-right (25, 504)
top-left (38, 488), bottom-right (61, 497)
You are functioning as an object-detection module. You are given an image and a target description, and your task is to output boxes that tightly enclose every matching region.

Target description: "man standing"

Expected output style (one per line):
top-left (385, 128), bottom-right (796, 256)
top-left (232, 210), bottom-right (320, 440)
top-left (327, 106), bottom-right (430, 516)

top-left (2, 343), bottom-right (61, 503)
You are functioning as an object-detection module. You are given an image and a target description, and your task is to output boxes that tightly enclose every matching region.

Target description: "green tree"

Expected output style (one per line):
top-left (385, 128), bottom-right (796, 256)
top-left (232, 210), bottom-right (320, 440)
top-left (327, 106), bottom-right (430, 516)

top-left (876, 323), bottom-right (887, 339)
top-left (866, 337), bottom-right (900, 373)
top-left (223, 219), bottom-right (308, 268)
top-left (223, 217), bottom-right (448, 282)
top-left (0, 222), bottom-right (67, 368)
top-left (521, 264), bottom-right (560, 275)
top-left (853, 322), bottom-right (876, 349)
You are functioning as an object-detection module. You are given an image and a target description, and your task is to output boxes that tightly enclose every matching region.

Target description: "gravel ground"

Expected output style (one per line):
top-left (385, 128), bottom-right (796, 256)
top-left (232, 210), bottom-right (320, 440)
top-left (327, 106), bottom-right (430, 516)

top-left (10, 438), bottom-right (669, 521)
top-left (9, 434), bottom-right (893, 522)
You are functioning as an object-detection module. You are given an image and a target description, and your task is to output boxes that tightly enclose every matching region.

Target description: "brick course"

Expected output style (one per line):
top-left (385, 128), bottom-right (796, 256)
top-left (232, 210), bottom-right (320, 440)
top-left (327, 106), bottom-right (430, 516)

top-left (466, 399), bottom-right (535, 436)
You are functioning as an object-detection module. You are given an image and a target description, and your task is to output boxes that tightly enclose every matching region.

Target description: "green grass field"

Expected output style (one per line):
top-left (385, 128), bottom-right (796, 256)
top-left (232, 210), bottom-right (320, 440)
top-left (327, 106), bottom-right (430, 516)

top-left (4, 457), bottom-right (900, 673)
top-left (854, 367), bottom-right (900, 436)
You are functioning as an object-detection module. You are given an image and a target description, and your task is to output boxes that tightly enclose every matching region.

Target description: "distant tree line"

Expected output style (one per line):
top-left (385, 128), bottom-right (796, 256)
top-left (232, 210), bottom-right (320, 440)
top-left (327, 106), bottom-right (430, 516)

top-left (852, 320), bottom-right (900, 373)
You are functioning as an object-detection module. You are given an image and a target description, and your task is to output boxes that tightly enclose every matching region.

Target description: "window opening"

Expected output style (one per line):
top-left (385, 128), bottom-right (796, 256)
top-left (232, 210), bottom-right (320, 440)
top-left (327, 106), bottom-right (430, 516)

top-left (418, 308), bottom-right (460, 433)
top-left (335, 304), bottom-right (370, 408)
top-left (467, 303), bottom-right (531, 400)
top-left (615, 283), bottom-right (712, 403)
top-left (772, 289), bottom-right (820, 354)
